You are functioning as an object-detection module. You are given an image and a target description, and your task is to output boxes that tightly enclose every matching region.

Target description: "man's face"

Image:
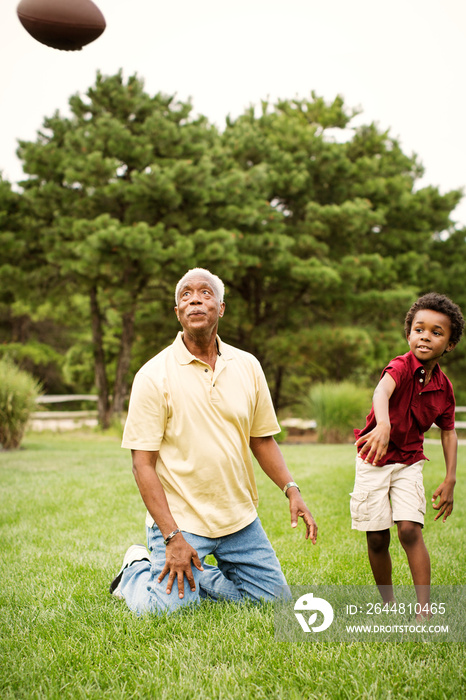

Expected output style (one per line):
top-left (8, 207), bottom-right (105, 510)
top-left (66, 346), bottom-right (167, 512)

top-left (407, 309), bottom-right (455, 363)
top-left (175, 274), bottom-right (225, 334)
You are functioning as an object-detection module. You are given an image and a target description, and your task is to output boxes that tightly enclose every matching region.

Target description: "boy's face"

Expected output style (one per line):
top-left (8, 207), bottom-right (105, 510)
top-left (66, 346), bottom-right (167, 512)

top-left (407, 309), bottom-right (455, 363)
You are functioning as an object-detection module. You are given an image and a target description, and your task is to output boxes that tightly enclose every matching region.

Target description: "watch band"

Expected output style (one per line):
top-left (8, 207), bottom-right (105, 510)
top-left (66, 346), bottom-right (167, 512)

top-left (163, 528), bottom-right (181, 545)
top-left (282, 481), bottom-right (300, 495)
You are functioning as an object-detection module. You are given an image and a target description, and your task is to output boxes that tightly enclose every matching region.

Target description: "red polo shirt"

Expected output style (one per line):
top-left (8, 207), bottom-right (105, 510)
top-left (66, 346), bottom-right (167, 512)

top-left (354, 351), bottom-right (456, 466)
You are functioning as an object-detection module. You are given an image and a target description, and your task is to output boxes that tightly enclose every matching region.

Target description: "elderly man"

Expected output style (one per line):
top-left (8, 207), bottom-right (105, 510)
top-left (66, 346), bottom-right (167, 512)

top-left (110, 268), bottom-right (317, 614)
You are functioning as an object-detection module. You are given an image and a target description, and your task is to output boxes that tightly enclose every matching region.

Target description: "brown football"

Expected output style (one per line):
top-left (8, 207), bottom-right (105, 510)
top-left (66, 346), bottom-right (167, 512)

top-left (17, 0), bottom-right (106, 51)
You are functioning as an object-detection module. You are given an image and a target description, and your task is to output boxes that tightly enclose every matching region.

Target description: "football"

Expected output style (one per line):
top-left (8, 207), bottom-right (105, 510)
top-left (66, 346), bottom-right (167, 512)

top-left (17, 0), bottom-right (106, 51)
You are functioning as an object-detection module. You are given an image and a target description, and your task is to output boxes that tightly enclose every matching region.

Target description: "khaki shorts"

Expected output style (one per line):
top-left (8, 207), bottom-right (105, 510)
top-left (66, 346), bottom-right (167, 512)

top-left (350, 457), bottom-right (426, 531)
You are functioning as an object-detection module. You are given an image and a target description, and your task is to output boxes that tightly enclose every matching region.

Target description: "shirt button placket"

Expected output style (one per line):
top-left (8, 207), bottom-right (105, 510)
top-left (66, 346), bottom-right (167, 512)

top-left (418, 368), bottom-right (425, 395)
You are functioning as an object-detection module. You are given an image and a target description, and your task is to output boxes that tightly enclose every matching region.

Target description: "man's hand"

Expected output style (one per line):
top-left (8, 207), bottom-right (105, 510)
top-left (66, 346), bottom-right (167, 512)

top-left (248, 435), bottom-right (318, 544)
top-left (157, 534), bottom-right (204, 598)
top-left (432, 479), bottom-right (455, 522)
top-left (355, 421), bottom-right (390, 466)
top-left (288, 489), bottom-right (318, 544)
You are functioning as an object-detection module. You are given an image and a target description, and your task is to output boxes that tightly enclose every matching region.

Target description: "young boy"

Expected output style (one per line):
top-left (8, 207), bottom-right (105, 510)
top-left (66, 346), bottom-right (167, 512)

top-left (351, 292), bottom-right (464, 617)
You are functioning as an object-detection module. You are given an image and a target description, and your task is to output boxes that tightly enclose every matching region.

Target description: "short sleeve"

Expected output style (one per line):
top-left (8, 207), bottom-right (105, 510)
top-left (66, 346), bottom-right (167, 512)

top-left (383, 355), bottom-right (408, 387)
top-left (121, 370), bottom-right (167, 450)
top-left (249, 361), bottom-right (280, 437)
top-left (434, 381), bottom-right (456, 431)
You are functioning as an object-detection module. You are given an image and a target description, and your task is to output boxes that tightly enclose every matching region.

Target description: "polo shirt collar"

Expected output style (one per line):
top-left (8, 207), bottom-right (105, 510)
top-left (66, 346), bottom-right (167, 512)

top-left (407, 350), bottom-right (443, 390)
top-left (216, 335), bottom-right (233, 360)
top-left (173, 331), bottom-right (232, 365)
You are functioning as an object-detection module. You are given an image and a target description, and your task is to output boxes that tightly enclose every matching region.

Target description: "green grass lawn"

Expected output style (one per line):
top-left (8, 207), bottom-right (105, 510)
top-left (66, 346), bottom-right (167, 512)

top-left (1, 432), bottom-right (465, 699)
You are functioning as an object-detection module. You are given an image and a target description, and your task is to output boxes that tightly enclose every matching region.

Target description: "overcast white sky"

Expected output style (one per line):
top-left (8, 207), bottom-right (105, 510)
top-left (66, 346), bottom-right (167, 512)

top-left (2, 0), bottom-right (466, 226)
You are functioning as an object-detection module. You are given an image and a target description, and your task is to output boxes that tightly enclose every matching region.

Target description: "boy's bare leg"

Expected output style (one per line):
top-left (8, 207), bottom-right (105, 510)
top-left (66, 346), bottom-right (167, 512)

top-left (396, 520), bottom-right (431, 618)
top-left (366, 529), bottom-right (395, 603)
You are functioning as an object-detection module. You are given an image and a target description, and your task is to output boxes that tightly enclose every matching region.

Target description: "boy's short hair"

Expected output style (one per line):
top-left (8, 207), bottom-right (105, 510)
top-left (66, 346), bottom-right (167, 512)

top-left (404, 292), bottom-right (465, 346)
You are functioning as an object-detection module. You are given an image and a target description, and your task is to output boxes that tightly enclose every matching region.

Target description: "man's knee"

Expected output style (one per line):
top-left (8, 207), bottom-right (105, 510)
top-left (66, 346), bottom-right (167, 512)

top-left (366, 529), bottom-right (390, 554)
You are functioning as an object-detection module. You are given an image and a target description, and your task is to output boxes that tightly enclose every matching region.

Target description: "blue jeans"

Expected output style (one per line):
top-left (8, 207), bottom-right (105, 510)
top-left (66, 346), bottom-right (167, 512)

top-left (119, 517), bottom-right (289, 615)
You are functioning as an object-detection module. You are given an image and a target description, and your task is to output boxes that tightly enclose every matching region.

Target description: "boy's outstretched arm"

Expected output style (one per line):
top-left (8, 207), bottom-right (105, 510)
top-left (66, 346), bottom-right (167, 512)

top-left (432, 428), bottom-right (457, 522)
top-left (355, 373), bottom-right (396, 465)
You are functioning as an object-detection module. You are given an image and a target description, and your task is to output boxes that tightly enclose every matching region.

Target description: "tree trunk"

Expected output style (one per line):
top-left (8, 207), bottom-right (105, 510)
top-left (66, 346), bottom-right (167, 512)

top-left (11, 314), bottom-right (31, 344)
top-left (89, 286), bottom-right (112, 429)
top-left (112, 307), bottom-right (136, 416)
top-left (272, 365), bottom-right (284, 412)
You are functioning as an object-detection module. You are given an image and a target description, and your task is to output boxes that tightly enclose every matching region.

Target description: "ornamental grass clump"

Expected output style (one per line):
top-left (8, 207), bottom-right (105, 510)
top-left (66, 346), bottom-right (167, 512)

top-left (0, 358), bottom-right (42, 449)
top-left (302, 381), bottom-right (371, 443)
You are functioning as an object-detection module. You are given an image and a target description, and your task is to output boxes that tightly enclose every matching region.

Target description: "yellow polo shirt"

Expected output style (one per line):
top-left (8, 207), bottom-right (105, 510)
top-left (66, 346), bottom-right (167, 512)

top-left (121, 332), bottom-right (280, 537)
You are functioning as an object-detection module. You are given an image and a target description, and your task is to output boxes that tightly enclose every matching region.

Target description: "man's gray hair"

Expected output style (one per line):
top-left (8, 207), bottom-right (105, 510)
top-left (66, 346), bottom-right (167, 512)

top-left (175, 268), bottom-right (225, 304)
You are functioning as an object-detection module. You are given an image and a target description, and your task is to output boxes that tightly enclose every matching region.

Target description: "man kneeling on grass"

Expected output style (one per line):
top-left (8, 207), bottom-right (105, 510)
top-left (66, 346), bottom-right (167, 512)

top-left (110, 268), bottom-right (317, 614)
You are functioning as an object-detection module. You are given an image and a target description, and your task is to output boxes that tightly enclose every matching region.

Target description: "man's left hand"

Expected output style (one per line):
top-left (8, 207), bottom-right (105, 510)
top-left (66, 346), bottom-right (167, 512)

top-left (288, 490), bottom-right (318, 543)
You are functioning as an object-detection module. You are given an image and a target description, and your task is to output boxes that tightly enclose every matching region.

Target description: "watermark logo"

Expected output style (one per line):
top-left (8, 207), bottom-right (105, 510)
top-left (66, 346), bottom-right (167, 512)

top-left (294, 592), bottom-right (334, 633)
top-left (275, 585), bottom-right (464, 643)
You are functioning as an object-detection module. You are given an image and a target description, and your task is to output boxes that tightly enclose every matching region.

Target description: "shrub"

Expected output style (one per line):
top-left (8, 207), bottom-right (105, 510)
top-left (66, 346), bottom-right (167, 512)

top-left (0, 358), bottom-right (42, 450)
top-left (301, 381), bottom-right (371, 443)
top-left (274, 423), bottom-right (289, 444)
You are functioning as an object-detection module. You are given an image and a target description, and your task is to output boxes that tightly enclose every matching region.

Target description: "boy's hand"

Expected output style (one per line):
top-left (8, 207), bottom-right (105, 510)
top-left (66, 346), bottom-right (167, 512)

top-left (432, 480), bottom-right (455, 522)
top-left (355, 422), bottom-right (390, 466)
